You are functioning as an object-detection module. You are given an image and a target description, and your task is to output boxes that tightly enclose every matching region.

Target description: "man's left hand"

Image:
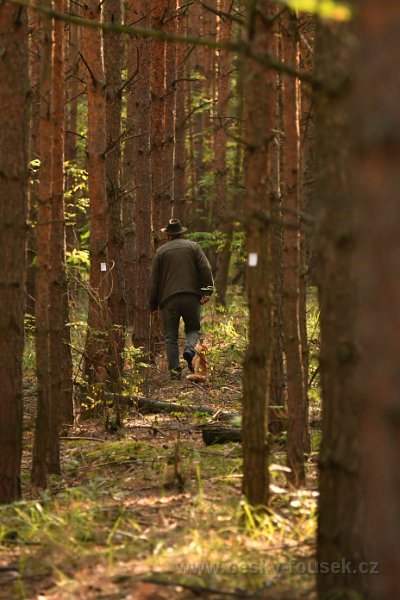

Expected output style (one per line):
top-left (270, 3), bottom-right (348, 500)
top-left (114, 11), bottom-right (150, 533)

top-left (200, 296), bottom-right (210, 305)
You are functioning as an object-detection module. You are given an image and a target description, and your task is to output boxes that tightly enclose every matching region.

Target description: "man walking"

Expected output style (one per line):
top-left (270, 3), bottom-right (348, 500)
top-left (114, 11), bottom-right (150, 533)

top-left (149, 219), bottom-right (214, 379)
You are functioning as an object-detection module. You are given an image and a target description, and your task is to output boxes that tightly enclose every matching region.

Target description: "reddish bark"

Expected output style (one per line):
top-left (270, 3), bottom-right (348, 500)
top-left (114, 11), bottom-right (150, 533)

top-left (104, 0), bottom-right (126, 393)
top-left (64, 5), bottom-right (81, 252)
top-left (133, 0), bottom-right (152, 352)
top-left (48, 0), bottom-right (71, 473)
top-left (151, 1), bottom-right (167, 248)
top-left (316, 18), bottom-right (367, 599)
top-left (281, 13), bottom-right (309, 486)
top-left (242, 0), bottom-right (275, 506)
top-left (163, 0), bottom-right (177, 224)
top-left (214, 0), bottom-right (233, 306)
top-left (82, 0), bottom-right (109, 386)
top-left (353, 2), bottom-right (400, 597)
top-left (32, 2), bottom-right (53, 488)
top-left (173, 2), bottom-right (186, 221)
top-left (0, 3), bottom-right (29, 503)
top-left (27, 7), bottom-right (41, 317)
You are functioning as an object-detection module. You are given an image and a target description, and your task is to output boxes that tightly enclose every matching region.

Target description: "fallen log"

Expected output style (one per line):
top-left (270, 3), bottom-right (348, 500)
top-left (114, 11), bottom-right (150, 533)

top-left (201, 424), bottom-right (242, 446)
top-left (104, 393), bottom-right (237, 421)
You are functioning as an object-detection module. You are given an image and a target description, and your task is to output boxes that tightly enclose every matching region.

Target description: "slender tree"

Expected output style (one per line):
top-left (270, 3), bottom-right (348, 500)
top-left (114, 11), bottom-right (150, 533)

top-left (173, 1), bottom-right (187, 221)
top-left (163, 0), bottom-right (177, 224)
top-left (48, 0), bottom-right (70, 472)
top-left (132, 0), bottom-right (153, 352)
top-left (268, 9), bottom-right (285, 437)
top-left (104, 0), bottom-right (126, 392)
top-left (122, 0), bottom-right (139, 329)
top-left (64, 6), bottom-right (82, 253)
top-left (26, 7), bottom-right (41, 317)
top-left (241, 0), bottom-right (275, 506)
top-left (214, 0), bottom-right (233, 306)
top-left (151, 0), bottom-right (167, 248)
top-left (82, 0), bottom-right (110, 386)
top-left (0, 2), bottom-right (29, 504)
top-left (281, 11), bottom-right (309, 486)
top-left (31, 1), bottom-right (53, 488)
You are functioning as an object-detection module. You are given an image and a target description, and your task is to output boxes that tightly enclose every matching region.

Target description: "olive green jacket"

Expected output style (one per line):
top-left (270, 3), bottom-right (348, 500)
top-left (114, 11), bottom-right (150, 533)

top-left (149, 239), bottom-right (214, 310)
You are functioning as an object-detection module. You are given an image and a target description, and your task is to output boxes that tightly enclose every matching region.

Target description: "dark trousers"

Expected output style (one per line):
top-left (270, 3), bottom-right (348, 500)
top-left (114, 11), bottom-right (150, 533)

top-left (161, 293), bottom-right (201, 372)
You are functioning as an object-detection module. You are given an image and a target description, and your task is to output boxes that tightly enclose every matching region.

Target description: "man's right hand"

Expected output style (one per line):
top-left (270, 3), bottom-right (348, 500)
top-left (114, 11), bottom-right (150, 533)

top-left (200, 296), bottom-right (210, 305)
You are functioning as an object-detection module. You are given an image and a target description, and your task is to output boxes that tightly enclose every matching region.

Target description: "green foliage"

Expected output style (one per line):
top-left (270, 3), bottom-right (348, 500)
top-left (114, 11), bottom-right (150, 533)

top-left (66, 248), bottom-right (90, 273)
top-left (121, 344), bottom-right (148, 398)
top-left (187, 231), bottom-right (245, 259)
top-left (278, 0), bottom-right (353, 20)
top-left (202, 300), bottom-right (248, 378)
top-left (64, 161), bottom-right (89, 241)
top-left (307, 288), bottom-right (320, 405)
top-left (29, 158), bottom-right (40, 187)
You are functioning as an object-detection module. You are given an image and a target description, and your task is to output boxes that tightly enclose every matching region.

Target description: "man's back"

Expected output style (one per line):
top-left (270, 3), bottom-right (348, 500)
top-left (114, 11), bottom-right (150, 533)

top-left (149, 238), bottom-right (213, 310)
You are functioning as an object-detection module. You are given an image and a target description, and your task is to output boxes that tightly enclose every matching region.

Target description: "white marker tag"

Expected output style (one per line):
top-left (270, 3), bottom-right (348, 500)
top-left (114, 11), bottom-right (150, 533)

top-left (100, 262), bottom-right (107, 272)
top-left (248, 253), bottom-right (258, 267)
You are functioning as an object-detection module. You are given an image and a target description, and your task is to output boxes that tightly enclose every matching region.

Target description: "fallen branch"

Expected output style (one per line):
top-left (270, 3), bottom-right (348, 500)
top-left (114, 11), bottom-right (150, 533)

top-left (140, 575), bottom-right (256, 598)
top-left (60, 436), bottom-right (106, 442)
top-left (105, 393), bottom-right (238, 421)
top-left (201, 424), bottom-right (242, 446)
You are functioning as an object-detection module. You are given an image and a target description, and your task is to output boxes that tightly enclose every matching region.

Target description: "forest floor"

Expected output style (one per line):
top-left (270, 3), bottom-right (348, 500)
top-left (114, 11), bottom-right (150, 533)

top-left (0, 302), bottom-right (320, 600)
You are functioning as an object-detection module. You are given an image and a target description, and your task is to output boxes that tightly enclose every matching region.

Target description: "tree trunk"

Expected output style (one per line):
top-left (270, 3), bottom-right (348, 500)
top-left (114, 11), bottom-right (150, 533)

top-left (241, 0), bottom-right (275, 506)
top-left (48, 0), bottom-right (70, 473)
top-left (163, 0), bottom-right (177, 224)
top-left (32, 2), bottom-right (53, 488)
top-left (0, 2), bottom-right (29, 503)
top-left (64, 4), bottom-right (81, 253)
top-left (26, 7), bottom-right (41, 317)
top-left (315, 18), bottom-right (367, 599)
top-left (104, 0), bottom-right (126, 397)
top-left (353, 2), bottom-right (400, 598)
top-left (122, 0), bottom-right (138, 329)
top-left (281, 12), bottom-right (309, 486)
top-left (214, 0), bottom-right (233, 307)
top-left (133, 1), bottom-right (153, 353)
top-left (269, 27), bottom-right (285, 437)
top-left (151, 1), bottom-right (167, 248)
top-left (82, 0), bottom-right (109, 387)
top-left (173, 2), bottom-right (186, 221)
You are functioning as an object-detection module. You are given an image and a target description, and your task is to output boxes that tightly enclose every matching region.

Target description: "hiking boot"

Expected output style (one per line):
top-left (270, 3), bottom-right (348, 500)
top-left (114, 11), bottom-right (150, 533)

top-left (183, 349), bottom-right (195, 373)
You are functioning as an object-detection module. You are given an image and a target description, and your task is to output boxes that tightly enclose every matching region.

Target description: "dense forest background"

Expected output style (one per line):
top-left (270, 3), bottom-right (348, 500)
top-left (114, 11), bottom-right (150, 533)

top-left (0, 0), bottom-right (399, 598)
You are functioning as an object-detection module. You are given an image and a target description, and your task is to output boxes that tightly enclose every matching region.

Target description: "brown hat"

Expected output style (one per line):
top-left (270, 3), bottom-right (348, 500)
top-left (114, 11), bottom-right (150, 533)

top-left (161, 219), bottom-right (187, 235)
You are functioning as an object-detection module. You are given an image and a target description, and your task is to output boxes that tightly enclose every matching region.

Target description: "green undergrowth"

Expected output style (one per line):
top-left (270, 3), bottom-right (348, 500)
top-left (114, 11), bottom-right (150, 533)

top-left (0, 438), bottom-right (317, 599)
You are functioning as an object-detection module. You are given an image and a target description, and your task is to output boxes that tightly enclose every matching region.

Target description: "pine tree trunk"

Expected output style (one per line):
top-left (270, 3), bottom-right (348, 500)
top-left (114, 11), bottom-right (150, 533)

top-left (269, 26), bottom-right (285, 437)
top-left (151, 2), bottom-right (167, 248)
top-left (122, 0), bottom-right (138, 329)
top-left (241, 0), bottom-right (275, 506)
top-left (0, 3), bottom-right (29, 504)
top-left (104, 0), bottom-right (126, 396)
top-left (281, 13), bottom-right (309, 486)
top-left (214, 0), bottom-right (233, 306)
top-left (133, 0), bottom-right (152, 352)
top-left (64, 5), bottom-right (81, 253)
top-left (27, 8), bottom-right (41, 317)
top-left (173, 2), bottom-right (186, 221)
top-left (353, 2), bottom-right (400, 597)
top-left (315, 18), bottom-right (367, 598)
top-left (163, 0), bottom-right (177, 223)
top-left (82, 0), bottom-right (109, 386)
top-left (48, 0), bottom-right (69, 473)
top-left (32, 3), bottom-right (53, 488)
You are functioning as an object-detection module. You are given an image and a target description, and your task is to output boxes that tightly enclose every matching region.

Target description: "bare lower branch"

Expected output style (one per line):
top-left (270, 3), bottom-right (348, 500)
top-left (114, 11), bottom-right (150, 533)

top-left (7, 0), bottom-right (319, 86)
